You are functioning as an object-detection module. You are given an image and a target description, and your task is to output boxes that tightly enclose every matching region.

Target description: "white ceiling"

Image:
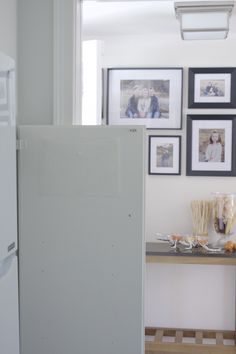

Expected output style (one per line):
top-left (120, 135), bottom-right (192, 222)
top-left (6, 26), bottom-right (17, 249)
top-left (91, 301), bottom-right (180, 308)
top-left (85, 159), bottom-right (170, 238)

top-left (82, 0), bottom-right (236, 38)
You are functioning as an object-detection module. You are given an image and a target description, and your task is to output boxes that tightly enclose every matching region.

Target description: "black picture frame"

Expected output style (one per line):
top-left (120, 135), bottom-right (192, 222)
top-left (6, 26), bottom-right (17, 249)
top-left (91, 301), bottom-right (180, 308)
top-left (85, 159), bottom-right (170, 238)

top-left (107, 67), bottom-right (183, 129)
top-left (188, 67), bottom-right (236, 108)
top-left (186, 115), bottom-right (236, 177)
top-left (149, 135), bottom-right (181, 175)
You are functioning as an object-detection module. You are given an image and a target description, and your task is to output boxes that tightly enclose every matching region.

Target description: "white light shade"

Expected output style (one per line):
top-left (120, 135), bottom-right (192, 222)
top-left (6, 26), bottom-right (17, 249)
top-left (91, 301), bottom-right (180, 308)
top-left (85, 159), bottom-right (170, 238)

top-left (175, 1), bottom-right (234, 40)
top-left (183, 30), bottom-right (228, 40)
top-left (181, 11), bottom-right (228, 29)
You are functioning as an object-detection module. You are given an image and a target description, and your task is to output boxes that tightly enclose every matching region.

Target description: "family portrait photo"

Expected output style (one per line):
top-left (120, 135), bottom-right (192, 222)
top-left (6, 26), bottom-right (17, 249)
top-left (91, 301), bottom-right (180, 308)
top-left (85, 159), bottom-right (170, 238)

top-left (200, 80), bottom-right (225, 97)
top-left (120, 80), bottom-right (169, 119)
top-left (198, 129), bottom-right (225, 163)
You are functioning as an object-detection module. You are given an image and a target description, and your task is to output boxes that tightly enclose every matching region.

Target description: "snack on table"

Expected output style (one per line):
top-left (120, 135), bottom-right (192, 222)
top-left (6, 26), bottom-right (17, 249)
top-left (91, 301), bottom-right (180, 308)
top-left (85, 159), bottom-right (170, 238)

top-left (224, 241), bottom-right (235, 252)
top-left (170, 234), bottom-right (183, 242)
top-left (156, 233), bottom-right (222, 252)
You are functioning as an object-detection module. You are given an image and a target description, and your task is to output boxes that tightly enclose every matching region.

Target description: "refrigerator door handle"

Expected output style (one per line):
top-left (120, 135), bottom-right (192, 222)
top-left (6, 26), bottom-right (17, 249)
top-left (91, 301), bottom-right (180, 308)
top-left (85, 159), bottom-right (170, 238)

top-left (0, 253), bottom-right (15, 279)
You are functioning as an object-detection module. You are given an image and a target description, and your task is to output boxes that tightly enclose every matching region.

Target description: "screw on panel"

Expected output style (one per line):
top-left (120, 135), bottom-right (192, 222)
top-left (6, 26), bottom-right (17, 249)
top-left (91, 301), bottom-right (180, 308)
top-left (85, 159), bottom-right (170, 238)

top-left (16, 139), bottom-right (28, 150)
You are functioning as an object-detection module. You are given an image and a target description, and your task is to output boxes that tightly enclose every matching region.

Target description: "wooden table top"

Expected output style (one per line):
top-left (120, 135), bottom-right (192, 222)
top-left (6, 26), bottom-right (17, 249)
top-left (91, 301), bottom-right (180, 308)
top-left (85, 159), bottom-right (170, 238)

top-left (146, 242), bottom-right (236, 265)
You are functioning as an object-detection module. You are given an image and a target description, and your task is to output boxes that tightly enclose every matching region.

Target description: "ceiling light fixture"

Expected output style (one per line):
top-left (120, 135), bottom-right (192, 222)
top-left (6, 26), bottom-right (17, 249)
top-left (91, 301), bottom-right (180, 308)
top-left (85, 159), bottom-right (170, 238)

top-left (175, 1), bottom-right (234, 40)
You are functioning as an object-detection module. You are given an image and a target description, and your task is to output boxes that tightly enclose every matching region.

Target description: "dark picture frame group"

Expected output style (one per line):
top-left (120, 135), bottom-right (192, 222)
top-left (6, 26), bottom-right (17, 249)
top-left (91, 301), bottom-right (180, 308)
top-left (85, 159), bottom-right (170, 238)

top-left (186, 115), bottom-right (236, 176)
top-left (188, 67), bottom-right (236, 109)
top-left (149, 135), bottom-right (181, 175)
top-left (107, 68), bottom-right (183, 129)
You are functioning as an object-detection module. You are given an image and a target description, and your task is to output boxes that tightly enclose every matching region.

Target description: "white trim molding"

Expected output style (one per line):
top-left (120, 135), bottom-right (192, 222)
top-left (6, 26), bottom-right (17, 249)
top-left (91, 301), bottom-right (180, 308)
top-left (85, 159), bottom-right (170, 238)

top-left (53, 0), bottom-right (81, 125)
top-left (74, 1), bottom-right (82, 125)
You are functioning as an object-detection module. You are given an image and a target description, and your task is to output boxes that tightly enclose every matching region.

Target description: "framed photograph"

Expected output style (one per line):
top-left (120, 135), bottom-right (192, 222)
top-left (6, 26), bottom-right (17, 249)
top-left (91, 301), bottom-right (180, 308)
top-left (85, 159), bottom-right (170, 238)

top-left (107, 68), bottom-right (183, 129)
top-left (188, 67), bottom-right (236, 108)
top-left (149, 135), bottom-right (181, 175)
top-left (186, 115), bottom-right (236, 176)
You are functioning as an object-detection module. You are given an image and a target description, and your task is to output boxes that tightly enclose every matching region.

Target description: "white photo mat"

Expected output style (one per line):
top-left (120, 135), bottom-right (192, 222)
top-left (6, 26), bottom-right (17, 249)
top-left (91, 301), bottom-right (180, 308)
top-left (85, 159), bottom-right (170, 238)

top-left (149, 136), bottom-right (180, 174)
top-left (192, 120), bottom-right (232, 172)
top-left (194, 73), bottom-right (231, 103)
top-left (108, 68), bottom-right (182, 129)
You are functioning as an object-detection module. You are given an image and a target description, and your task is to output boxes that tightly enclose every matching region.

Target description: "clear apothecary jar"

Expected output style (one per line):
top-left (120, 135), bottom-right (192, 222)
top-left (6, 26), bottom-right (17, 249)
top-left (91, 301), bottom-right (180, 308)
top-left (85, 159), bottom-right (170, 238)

top-left (212, 192), bottom-right (236, 236)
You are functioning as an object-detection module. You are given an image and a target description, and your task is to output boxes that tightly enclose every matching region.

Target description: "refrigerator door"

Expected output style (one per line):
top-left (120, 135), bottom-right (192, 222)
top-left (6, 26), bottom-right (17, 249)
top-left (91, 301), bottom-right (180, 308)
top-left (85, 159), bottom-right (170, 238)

top-left (0, 126), bottom-right (17, 261)
top-left (18, 126), bottom-right (145, 354)
top-left (0, 254), bottom-right (19, 354)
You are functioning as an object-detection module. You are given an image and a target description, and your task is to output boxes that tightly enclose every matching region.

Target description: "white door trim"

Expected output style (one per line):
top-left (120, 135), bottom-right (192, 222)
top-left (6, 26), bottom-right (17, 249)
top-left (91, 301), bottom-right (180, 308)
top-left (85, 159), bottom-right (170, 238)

top-left (53, 0), bottom-right (81, 125)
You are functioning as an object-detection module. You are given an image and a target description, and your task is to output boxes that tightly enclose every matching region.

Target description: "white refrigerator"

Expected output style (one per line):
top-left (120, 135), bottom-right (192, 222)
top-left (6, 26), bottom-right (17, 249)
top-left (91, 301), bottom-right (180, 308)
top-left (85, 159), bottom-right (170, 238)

top-left (0, 52), bottom-right (19, 354)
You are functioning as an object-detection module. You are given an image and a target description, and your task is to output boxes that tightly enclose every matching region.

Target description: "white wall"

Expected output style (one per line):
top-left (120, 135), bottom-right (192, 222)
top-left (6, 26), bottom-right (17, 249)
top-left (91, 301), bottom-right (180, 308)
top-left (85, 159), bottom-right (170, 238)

top-left (0, 0), bottom-right (17, 60)
top-left (101, 32), bottom-right (236, 330)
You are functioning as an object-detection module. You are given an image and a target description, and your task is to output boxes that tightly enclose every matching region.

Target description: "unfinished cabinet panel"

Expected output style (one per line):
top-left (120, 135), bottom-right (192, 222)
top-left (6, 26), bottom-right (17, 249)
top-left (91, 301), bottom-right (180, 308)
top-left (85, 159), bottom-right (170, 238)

top-left (18, 126), bottom-right (145, 354)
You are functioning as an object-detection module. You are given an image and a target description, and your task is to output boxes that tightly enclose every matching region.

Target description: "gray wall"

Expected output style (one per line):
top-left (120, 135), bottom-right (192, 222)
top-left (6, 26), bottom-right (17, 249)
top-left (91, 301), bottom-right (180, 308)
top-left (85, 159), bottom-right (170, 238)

top-left (0, 0), bottom-right (17, 59)
top-left (17, 0), bottom-right (80, 125)
top-left (17, 0), bottom-right (54, 125)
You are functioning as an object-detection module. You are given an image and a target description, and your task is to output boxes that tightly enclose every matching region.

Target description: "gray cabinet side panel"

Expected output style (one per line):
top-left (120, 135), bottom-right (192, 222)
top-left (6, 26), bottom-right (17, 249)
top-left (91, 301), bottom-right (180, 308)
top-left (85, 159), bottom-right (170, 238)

top-left (18, 126), bottom-right (145, 354)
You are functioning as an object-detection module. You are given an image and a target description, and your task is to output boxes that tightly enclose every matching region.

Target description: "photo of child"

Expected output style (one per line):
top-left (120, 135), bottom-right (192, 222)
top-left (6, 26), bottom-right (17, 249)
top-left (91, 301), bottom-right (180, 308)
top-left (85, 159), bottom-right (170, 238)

top-left (156, 144), bottom-right (173, 168)
top-left (124, 85), bottom-right (140, 118)
top-left (199, 129), bottom-right (225, 163)
top-left (137, 87), bottom-right (151, 118)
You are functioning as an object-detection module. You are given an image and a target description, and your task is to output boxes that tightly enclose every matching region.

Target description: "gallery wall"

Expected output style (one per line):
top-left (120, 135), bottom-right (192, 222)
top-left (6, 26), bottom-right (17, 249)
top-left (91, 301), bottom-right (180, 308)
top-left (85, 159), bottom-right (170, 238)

top-left (100, 32), bottom-right (236, 330)
top-left (101, 32), bottom-right (236, 236)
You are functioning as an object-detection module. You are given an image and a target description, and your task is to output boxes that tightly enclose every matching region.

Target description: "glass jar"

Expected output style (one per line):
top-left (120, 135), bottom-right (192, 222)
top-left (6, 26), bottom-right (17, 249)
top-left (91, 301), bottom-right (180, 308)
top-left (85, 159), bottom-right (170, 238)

top-left (212, 192), bottom-right (236, 236)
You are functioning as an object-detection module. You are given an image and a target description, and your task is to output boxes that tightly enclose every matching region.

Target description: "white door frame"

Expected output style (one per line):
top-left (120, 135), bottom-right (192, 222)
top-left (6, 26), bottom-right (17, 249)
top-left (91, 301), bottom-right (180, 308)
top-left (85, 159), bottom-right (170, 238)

top-left (53, 0), bottom-right (81, 125)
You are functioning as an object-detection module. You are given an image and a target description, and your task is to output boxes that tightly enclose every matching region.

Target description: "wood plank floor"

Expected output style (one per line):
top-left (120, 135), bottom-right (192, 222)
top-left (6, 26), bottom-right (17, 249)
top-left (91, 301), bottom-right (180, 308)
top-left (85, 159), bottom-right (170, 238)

top-left (145, 327), bottom-right (236, 354)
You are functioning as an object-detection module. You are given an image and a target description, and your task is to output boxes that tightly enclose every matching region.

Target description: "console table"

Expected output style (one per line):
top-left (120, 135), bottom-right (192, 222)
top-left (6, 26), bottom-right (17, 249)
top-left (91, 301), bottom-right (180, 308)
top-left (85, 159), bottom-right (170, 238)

top-left (145, 242), bottom-right (236, 354)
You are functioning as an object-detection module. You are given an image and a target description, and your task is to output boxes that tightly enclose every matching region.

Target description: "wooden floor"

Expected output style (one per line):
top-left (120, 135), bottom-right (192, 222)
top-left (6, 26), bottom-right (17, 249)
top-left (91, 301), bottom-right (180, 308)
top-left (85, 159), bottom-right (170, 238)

top-left (145, 327), bottom-right (236, 354)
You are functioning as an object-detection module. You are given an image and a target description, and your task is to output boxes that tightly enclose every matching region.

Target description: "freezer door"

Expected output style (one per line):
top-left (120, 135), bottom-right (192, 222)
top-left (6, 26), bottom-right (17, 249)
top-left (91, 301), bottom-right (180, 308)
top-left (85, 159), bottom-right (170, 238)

top-left (18, 126), bottom-right (145, 354)
top-left (0, 127), bottom-right (17, 260)
top-left (0, 254), bottom-right (19, 354)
